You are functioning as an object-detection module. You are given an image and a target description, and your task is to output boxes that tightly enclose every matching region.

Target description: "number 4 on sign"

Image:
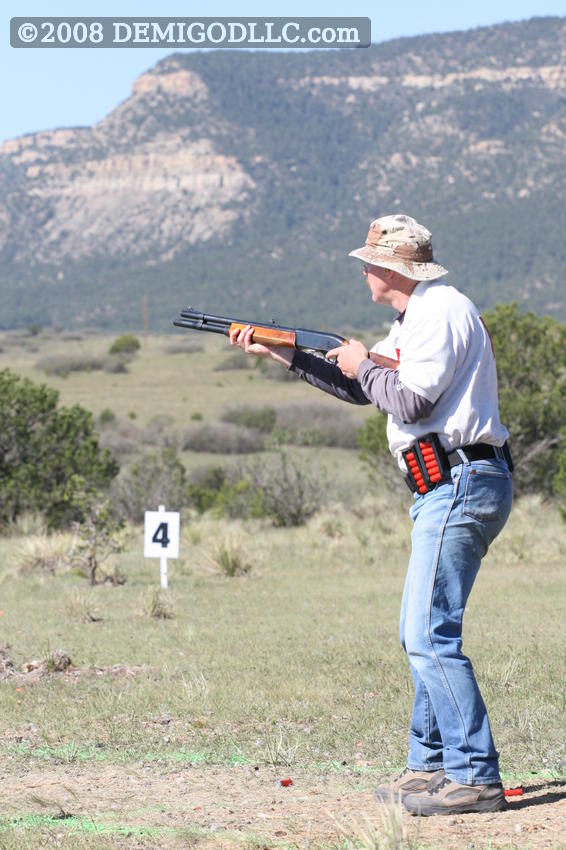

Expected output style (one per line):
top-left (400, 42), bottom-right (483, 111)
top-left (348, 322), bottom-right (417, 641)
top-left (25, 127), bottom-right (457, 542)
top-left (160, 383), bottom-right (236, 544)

top-left (144, 505), bottom-right (180, 588)
top-left (152, 522), bottom-right (170, 549)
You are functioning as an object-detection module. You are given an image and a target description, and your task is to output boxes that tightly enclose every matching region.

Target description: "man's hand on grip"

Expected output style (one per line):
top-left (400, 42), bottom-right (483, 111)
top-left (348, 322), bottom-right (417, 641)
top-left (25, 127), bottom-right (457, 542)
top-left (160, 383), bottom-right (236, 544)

top-left (326, 339), bottom-right (369, 379)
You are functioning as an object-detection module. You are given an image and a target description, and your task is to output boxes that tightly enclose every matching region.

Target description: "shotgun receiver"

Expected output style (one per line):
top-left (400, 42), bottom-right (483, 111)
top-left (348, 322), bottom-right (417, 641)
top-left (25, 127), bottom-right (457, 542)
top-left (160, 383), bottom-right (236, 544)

top-left (173, 308), bottom-right (399, 370)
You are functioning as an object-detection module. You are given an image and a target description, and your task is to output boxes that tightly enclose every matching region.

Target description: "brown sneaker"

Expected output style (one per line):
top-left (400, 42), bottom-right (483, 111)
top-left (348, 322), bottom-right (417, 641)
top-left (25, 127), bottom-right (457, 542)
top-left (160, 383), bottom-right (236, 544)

top-left (374, 768), bottom-right (445, 804)
top-left (403, 775), bottom-right (507, 816)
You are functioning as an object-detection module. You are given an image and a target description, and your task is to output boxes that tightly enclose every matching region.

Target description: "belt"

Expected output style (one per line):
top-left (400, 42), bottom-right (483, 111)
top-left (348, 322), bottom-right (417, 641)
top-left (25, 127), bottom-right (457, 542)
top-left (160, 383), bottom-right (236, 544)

top-left (445, 443), bottom-right (507, 468)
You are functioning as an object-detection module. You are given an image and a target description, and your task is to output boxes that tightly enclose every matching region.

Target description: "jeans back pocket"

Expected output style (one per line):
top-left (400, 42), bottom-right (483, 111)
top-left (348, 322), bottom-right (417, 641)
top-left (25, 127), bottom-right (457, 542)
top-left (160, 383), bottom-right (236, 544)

top-left (462, 465), bottom-right (513, 523)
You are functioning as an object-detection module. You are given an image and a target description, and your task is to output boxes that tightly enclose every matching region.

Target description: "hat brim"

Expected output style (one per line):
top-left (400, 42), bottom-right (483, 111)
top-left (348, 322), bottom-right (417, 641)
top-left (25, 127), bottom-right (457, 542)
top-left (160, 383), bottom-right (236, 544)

top-left (349, 246), bottom-right (448, 281)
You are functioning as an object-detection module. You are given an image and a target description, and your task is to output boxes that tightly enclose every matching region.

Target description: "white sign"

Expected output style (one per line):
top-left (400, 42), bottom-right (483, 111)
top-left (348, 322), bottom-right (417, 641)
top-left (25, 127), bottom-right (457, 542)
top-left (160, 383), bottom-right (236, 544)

top-left (144, 508), bottom-right (180, 559)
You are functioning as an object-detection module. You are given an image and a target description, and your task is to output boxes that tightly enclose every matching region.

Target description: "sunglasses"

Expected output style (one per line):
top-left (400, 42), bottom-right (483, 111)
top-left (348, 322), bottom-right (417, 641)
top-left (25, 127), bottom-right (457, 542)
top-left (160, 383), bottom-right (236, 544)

top-left (362, 263), bottom-right (373, 276)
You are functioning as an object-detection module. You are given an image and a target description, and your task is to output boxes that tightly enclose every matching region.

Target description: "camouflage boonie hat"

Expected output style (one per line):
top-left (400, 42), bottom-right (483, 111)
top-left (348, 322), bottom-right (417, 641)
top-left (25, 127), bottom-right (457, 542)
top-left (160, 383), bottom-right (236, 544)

top-left (349, 214), bottom-right (448, 281)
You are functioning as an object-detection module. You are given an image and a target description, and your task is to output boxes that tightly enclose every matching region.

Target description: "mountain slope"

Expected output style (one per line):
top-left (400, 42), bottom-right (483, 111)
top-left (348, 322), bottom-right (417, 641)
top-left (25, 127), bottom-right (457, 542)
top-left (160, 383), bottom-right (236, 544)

top-left (1, 16), bottom-right (565, 330)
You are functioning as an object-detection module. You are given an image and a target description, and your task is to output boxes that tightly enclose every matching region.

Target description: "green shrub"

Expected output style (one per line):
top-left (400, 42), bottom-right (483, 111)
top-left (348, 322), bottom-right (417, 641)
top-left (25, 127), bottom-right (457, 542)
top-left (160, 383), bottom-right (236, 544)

top-left (552, 427), bottom-right (566, 521)
top-left (213, 353), bottom-right (252, 372)
top-left (103, 356), bottom-right (129, 374)
top-left (69, 484), bottom-right (127, 585)
top-left (142, 415), bottom-right (178, 449)
top-left (99, 408), bottom-right (116, 425)
top-left (98, 418), bottom-right (144, 459)
top-left (108, 334), bottom-right (141, 356)
top-left (222, 405), bottom-right (277, 434)
top-left (182, 423), bottom-right (264, 454)
top-left (187, 466), bottom-right (228, 513)
top-left (483, 303), bottom-right (566, 497)
top-left (36, 354), bottom-right (105, 377)
top-left (207, 538), bottom-right (251, 577)
top-left (111, 447), bottom-right (187, 523)
top-left (357, 413), bottom-right (405, 493)
top-left (274, 402), bottom-right (359, 448)
top-left (255, 358), bottom-right (298, 382)
top-left (218, 452), bottom-right (327, 526)
top-left (0, 369), bottom-right (119, 529)
top-left (145, 588), bottom-right (174, 619)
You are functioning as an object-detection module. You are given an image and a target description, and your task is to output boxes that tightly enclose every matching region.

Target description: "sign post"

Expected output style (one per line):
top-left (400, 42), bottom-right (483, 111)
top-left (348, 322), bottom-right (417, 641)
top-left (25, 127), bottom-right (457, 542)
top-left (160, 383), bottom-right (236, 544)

top-left (144, 504), bottom-right (180, 588)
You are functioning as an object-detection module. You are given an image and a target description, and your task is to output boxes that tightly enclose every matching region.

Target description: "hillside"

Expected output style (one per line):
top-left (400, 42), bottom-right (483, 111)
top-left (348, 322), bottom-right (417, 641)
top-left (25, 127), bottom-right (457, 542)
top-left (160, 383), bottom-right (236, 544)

top-left (1, 16), bottom-right (566, 330)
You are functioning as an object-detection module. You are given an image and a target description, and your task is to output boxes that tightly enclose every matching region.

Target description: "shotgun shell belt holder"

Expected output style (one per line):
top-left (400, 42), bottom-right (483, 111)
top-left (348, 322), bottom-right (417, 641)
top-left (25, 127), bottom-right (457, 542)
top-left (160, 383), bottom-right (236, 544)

top-left (402, 433), bottom-right (451, 495)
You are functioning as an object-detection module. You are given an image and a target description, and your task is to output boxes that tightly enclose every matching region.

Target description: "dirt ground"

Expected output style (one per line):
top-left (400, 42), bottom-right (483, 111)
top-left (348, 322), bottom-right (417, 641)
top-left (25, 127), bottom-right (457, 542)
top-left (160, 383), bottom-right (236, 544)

top-left (0, 765), bottom-right (564, 848)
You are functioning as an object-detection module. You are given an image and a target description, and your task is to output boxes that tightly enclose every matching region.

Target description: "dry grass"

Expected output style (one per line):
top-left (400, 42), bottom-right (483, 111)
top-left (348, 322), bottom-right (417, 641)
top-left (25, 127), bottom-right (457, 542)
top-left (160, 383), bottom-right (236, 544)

top-left (144, 587), bottom-right (175, 619)
top-left (11, 532), bottom-right (77, 576)
top-left (205, 536), bottom-right (252, 577)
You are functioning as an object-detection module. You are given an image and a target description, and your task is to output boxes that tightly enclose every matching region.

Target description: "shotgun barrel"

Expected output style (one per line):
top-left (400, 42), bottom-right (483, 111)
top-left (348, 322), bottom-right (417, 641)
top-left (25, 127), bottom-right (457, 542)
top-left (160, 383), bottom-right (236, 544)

top-left (173, 307), bottom-right (399, 369)
top-left (174, 308), bottom-right (347, 353)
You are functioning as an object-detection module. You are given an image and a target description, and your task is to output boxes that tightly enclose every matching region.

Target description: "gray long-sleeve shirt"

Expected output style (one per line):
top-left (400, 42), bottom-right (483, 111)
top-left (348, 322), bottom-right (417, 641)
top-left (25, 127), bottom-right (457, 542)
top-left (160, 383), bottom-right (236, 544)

top-left (289, 350), bottom-right (434, 424)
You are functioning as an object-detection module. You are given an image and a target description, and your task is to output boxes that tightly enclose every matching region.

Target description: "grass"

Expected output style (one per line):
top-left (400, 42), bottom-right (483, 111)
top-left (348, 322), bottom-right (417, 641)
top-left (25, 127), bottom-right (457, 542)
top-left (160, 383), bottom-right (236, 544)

top-left (0, 331), bottom-right (564, 849)
top-left (0, 496), bottom-right (564, 775)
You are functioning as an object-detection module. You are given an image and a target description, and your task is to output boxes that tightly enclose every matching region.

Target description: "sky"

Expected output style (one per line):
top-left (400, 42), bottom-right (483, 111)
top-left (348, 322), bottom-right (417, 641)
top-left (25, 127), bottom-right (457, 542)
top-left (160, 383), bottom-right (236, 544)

top-left (2, 0), bottom-right (566, 143)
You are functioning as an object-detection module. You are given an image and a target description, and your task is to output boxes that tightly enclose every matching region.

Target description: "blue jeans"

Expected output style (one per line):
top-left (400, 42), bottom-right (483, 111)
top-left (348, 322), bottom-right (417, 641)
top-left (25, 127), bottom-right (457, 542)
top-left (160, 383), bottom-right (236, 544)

top-left (400, 458), bottom-right (513, 786)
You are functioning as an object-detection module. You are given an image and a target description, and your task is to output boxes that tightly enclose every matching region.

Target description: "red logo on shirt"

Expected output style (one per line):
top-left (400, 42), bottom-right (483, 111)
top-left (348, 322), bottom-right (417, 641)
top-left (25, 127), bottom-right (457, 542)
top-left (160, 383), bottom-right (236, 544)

top-left (395, 347), bottom-right (401, 361)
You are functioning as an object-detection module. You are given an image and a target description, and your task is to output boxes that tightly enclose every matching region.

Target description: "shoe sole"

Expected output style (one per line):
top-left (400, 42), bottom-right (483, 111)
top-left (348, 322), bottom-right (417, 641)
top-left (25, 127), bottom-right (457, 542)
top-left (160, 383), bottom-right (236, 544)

top-left (405, 797), bottom-right (507, 816)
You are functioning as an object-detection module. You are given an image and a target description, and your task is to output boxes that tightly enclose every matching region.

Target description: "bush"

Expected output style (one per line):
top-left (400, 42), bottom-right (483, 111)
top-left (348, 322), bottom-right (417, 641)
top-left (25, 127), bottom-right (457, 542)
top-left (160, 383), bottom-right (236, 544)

top-left (255, 358), bottom-right (298, 382)
top-left (143, 415), bottom-right (179, 449)
top-left (36, 354), bottom-right (105, 377)
top-left (111, 448), bottom-right (187, 523)
top-left (553, 427), bottom-right (566, 521)
top-left (223, 401), bottom-right (360, 448)
top-left (274, 402), bottom-right (359, 448)
top-left (213, 353), bottom-right (252, 372)
top-left (182, 422), bottom-right (264, 454)
top-left (99, 408), bottom-right (116, 425)
top-left (108, 334), bottom-right (141, 356)
top-left (187, 466), bottom-right (228, 513)
top-left (483, 303), bottom-right (566, 497)
top-left (103, 356), bottom-right (129, 374)
top-left (69, 484), bottom-right (127, 585)
top-left (206, 538), bottom-right (251, 576)
top-left (0, 369), bottom-right (119, 529)
top-left (145, 588), bottom-right (174, 619)
top-left (98, 418), bottom-right (144, 459)
top-left (219, 452), bottom-right (327, 526)
top-left (222, 405), bottom-right (277, 434)
top-left (357, 413), bottom-right (406, 494)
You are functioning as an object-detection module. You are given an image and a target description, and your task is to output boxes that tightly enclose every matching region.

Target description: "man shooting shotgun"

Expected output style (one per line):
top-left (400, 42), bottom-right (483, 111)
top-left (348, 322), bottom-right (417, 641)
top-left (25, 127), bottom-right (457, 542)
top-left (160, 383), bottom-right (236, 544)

top-left (226, 213), bottom-right (513, 817)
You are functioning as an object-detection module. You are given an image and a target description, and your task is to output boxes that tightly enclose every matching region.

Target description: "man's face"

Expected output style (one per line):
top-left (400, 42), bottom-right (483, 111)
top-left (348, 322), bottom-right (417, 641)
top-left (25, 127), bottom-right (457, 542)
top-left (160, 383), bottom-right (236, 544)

top-left (363, 263), bottom-right (394, 305)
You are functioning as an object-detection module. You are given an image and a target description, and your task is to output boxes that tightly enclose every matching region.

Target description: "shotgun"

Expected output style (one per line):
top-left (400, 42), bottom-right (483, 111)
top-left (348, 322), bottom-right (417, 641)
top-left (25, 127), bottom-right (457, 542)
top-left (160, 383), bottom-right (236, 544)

top-left (173, 308), bottom-right (399, 370)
